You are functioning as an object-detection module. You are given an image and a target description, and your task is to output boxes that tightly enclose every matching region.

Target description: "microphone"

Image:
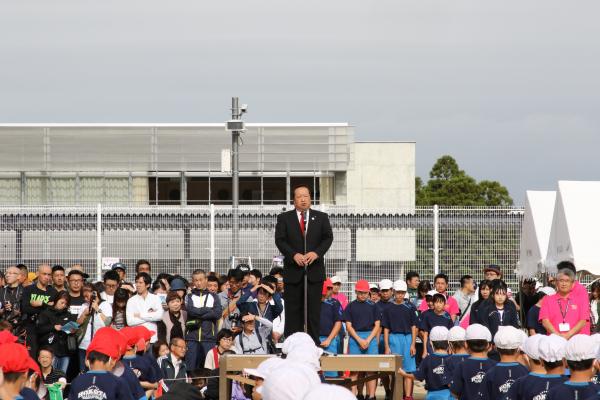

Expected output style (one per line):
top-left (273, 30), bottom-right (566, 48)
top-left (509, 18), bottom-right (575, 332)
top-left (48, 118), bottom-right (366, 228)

top-left (302, 210), bottom-right (308, 236)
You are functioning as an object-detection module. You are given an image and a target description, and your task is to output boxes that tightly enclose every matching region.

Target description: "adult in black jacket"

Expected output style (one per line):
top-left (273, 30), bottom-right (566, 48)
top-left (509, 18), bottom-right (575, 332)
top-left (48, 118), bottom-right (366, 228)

top-left (274, 185), bottom-right (333, 343)
top-left (37, 291), bottom-right (77, 373)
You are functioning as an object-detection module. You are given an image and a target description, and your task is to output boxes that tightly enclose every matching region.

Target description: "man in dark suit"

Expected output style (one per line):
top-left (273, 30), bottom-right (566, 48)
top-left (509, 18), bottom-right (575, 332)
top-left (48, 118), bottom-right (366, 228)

top-left (275, 185), bottom-right (334, 343)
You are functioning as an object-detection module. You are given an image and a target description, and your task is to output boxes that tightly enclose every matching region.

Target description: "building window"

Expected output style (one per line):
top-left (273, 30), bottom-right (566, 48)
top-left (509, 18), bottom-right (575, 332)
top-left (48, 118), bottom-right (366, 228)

top-left (149, 177), bottom-right (181, 205)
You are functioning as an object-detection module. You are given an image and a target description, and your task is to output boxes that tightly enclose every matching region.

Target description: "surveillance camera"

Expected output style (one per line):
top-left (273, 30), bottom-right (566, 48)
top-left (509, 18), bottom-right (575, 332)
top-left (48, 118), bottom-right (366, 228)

top-left (240, 104), bottom-right (248, 113)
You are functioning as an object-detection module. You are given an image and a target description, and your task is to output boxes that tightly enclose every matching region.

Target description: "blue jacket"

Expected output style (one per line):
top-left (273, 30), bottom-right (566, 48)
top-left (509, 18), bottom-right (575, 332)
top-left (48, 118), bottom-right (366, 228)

top-left (184, 288), bottom-right (222, 342)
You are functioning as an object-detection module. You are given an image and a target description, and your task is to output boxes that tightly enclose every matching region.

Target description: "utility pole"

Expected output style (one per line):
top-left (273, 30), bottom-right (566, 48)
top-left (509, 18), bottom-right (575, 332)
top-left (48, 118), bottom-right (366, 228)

top-left (227, 97), bottom-right (246, 256)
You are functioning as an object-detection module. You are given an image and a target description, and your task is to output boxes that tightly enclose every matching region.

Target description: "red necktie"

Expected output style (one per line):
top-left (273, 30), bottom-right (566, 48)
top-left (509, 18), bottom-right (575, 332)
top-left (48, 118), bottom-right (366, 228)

top-left (299, 212), bottom-right (305, 236)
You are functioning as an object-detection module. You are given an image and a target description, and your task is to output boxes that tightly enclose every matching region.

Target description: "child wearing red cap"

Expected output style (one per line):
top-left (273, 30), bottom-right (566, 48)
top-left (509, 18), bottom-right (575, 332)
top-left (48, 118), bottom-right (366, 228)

top-left (342, 279), bottom-right (381, 400)
top-left (0, 342), bottom-right (40, 400)
top-left (68, 328), bottom-right (135, 400)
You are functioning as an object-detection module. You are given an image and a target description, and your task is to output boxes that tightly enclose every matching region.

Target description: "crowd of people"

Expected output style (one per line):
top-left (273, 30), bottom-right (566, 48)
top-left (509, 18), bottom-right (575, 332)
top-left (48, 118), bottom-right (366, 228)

top-left (0, 259), bottom-right (599, 400)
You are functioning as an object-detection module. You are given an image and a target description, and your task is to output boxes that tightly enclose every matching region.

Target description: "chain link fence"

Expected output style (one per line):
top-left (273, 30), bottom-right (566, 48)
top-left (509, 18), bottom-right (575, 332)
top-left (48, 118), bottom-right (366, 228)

top-left (0, 205), bottom-right (525, 294)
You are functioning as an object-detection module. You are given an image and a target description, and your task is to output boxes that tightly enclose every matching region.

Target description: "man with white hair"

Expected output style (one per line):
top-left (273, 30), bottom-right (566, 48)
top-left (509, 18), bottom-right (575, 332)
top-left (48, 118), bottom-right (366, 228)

top-left (539, 268), bottom-right (589, 339)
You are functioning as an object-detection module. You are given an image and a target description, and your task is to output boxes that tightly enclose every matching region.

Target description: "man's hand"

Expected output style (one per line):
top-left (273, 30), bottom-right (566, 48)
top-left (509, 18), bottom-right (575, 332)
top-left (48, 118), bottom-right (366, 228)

top-left (30, 300), bottom-right (43, 308)
top-left (304, 252), bottom-right (319, 265)
top-left (293, 253), bottom-right (307, 267)
top-left (320, 339), bottom-right (331, 348)
top-left (261, 284), bottom-right (275, 295)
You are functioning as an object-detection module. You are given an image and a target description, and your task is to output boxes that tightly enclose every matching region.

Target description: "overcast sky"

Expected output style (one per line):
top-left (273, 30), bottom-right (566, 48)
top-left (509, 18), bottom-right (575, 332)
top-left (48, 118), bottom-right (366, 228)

top-left (1, 0), bottom-right (599, 204)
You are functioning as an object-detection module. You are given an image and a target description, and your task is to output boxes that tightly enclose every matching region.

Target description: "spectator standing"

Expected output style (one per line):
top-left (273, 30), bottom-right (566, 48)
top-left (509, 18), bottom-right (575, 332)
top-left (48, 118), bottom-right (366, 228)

top-left (37, 291), bottom-right (77, 373)
top-left (76, 283), bottom-right (112, 373)
top-left (478, 281), bottom-right (520, 340)
top-left (218, 268), bottom-right (244, 332)
top-left (515, 278), bottom-right (539, 326)
top-left (135, 259), bottom-right (152, 276)
top-left (469, 280), bottom-right (492, 325)
top-left (234, 312), bottom-right (268, 355)
top-left (184, 269), bottom-right (222, 370)
top-left (51, 265), bottom-right (67, 292)
top-left (17, 264), bottom-right (29, 287)
top-left (539, 268), bottom-right (590, 338)
top-left (100, 270), bottom-right (120, 304)
top-left (269, 266), bottom-right (285, 295)
top-left (111, 288), bottom-right (130, 330)
top-left (126, 272), bottom-right (163, 342)
top-left (66, 270), bottom-right (86, 318)
top-left (157, 291), bottom-right (187, 344)
top-left (452, 275), bottom-right (477, 323)
top-left (527, 286), bottom-right (555, 335)
top-left (21, 264), bottom-right (57, 357)
top-left (591, 281), bottom-right (600, 332)
top-left (556, 261), bottom-right (592, 335)
top-left (418, 273), bottom-right (460, 321)
top-left (405, 271), bottom-right (421, 308)
top-left (330, 275), bottom-right (348, 310)
top-left (0, 265), bottom-right (23, 325)
top-left (237, 281), bottom-right (283, 347)
top-left (37, 347), bottom-right (67, 387)
top-left (112, 262), bottom-right (135, 294)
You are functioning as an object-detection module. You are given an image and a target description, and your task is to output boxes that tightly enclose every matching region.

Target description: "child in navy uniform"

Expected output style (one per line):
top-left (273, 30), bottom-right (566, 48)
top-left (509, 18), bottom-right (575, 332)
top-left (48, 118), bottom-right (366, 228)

top-left (444, 326), bottom-right (470, 387)
top-left (450, 324), bottom-right (496, 400)
top-left (505, 334), bottom-right (567, 400)
top-left (383, 279), bottom-right (417, 400)
top-left (480, 326), bottom-right (528, 399)
top-left (69, 328), bottom-right (135, 400)
top-left (547, 334), bottom-right (600, 400)
top-left (526, 286), bottom-right (555, 335)
top-left (477, 281), bottom-right (520, 341)
top-left (377, 278), bottom-right (395, 400)
top-left (398, 326), bottom-right (451, 400)
top-left (419, 293), bottom-right (454, 358)
top-left (343, 279), bottom-right (381, 400)
top-left (319, 278), bottom-right (342, 378)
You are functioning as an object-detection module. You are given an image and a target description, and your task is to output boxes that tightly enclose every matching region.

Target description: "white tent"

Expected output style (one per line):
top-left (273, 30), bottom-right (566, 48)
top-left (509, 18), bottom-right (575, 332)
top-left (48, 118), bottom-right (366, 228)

top-left (518, 190), bottom-right (556, 278)
top-left (546, 181), bottom-right (600, 275)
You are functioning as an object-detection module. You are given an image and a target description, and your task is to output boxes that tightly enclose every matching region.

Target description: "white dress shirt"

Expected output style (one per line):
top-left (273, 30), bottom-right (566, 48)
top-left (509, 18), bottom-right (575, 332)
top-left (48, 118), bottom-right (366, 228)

top-left (126, 291), bottom-right (163, 342)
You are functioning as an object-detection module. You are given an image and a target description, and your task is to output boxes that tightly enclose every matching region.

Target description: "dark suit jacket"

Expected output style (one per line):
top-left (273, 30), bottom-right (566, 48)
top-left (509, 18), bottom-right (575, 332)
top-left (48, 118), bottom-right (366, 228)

top-left (275, 208), bottom-right (334, 284)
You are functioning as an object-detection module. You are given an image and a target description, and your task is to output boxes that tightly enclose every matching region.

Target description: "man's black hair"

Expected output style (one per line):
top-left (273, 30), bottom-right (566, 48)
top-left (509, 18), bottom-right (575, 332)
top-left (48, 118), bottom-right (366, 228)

top-left (87, 350), bottom-right (111, 364)
top-left (466, 339), bottom-right (488, 353)
top-left (269, 266), bottom-right (284, 276)
top-left (249, 269), bottom-right (262, 280)
top-left (216, 328), bottom-right (234, 342)
top-left (16, 264), bottom-right (27, 272)
top-left (169, 336), bottom-right (185, 348)
top-left (103, 270), bottom-right (120, 283)
top-left (51, 265), bottom-right (65, 273)
top-left (431, 340), bottom-right (449, 351)
top-left (557, 260), bottom-right (576, 274)
top-left (227, 268), bottom-right (245, 282)
top-left (434, 273), bottom-right (449, 283)
top-left (135, 259), bottom-right (151, 273)
top-left (207, 275), bottom-right (219, 283)
top-left (497, 348), bottom-right (519, 356)
top-left (38, 345), bottom-right (55, 356)
top-left (405, 271), bottom-right (419, 281)
top-left (567, 358), bottom-right (594, 371)
top-left (135, 272), bottom-right (152, 286)
top-left (460, 275), bottom-right (473, 288)
top-left (292, 184), bottom-right (312, 197)
top-left (432, 293), bottom-right (446, 304)
top-left (192, 269), bottom-right (207, 277)
top-left (541, 359), bottom-right (563, 370)
top-left (261, 275), bottom-right (277, 286)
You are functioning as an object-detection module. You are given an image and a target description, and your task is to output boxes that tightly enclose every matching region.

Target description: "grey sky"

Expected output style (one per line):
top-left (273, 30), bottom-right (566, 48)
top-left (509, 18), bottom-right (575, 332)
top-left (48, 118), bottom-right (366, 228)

top-left (1, 0), bottom-right (599, 204)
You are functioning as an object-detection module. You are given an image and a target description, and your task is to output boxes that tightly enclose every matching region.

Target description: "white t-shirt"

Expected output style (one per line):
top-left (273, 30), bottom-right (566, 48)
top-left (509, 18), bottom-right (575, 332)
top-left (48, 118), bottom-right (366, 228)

top-left (78, 301), bottom-right (113, 350)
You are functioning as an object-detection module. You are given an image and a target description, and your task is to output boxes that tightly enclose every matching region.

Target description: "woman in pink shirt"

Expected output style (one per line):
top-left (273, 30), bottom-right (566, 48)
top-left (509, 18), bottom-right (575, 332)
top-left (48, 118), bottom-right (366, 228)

top-left (331, 276), bottom-right (348, 310)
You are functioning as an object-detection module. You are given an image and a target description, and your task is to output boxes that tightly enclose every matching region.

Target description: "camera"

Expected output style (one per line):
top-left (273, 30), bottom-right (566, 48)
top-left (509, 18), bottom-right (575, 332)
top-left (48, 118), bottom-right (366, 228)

top-left (228, 314), bottom-right (242, 329)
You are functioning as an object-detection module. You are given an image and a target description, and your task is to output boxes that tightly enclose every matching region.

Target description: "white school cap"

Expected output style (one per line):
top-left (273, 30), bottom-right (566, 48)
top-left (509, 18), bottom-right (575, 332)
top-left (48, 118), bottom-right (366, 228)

top-left (564, 334), bottom-right (599, 362)
top-left (392, 280), bottom-right (407, 292)
top-left (426, 290), bottom-right (438, 297)
top-left (261, 361), bottom-right (320, 400)
top-left (538, 334), bottom-right (567, 362)
top-left (494, 326), bottom-right (526, 349)
top-left (448, 326), bottom-right (466, 342)
top-left (430, 326), bottom-right (450, 342)
top-left (286, 343), bottom-right (324, 372)
top-left (520, 334), bottom-right (544, 360)
top-left (538, 286), bottom-right (556, 296)
top-left (330, 276), bottom-right (342, 284)
top-left (465, 324), bottom-right (492, 342)
top-left (282, 332), bottom-right (315, 355)
top-left (379, 279), bottom-right (394, 290)
top-left (243, 357), bottom-right (286, 380)
top-left (303, 383), bottom-right (356, 400)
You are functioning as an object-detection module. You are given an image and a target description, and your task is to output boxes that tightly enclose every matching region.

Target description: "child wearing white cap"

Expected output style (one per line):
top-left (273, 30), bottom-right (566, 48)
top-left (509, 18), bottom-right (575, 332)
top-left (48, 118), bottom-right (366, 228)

top-left (505, 334), bottom-right (566, 400)
top-left (450, 324), bottom-right (496, 400)
top-left (397, 326), bottom-right (452, 400)
top-left (545, 334), bottom-right (600, 400)
top-left (382, 279), bottom-right (417, 400)
top-left (377, 278), bottom-right (395, 399)
top-left (480, 326), bottom-right (528, 399)
top-left (444, 326), bottom-right (470, 388)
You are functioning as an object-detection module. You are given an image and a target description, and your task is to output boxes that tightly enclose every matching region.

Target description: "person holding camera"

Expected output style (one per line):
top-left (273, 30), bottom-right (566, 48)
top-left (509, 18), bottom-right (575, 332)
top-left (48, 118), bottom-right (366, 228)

top-left (0, 266), bottom-right (24, 326)
top-left (237, 280), bottom-right (283, 351)
top-left (76, 283), bottom-right (112, 373)
top-left (234, 311), bottom-right (268, 355)
top-left (184, 269), bottom-right (222, 371)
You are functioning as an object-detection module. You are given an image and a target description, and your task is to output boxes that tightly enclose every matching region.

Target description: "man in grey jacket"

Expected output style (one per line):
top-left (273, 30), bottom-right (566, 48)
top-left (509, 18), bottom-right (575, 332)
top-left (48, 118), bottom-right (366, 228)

top-left (452, 275), bottom-right (477, 322)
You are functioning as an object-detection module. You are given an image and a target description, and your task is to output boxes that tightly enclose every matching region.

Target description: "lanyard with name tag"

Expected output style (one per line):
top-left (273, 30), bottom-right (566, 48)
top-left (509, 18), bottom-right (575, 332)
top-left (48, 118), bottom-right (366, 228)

top-left (557, 298), bottom-right (571, 332)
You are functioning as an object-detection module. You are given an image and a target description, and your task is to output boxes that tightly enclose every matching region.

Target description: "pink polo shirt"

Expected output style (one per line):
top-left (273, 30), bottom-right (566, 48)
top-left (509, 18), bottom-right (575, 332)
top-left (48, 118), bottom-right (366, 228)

top-left (418, 292), bottom-right (460, 317)
top-left (332, 292), bottom-right (349, 310)
top-left (539, 289), bottom-right (590, 335)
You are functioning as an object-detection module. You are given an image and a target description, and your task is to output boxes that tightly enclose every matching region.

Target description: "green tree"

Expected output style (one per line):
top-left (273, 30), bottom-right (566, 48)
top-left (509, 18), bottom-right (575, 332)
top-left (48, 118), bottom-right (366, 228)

top-left (416, 155), bottom-right (513, 206)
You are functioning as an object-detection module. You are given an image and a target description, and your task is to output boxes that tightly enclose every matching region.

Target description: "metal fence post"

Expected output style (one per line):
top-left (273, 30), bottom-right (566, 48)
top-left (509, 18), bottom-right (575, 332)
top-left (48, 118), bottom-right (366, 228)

top-left (210, 203), bottom-right (215, 272)
top-left (96, 203), bottom-right (102, 281)
top-left (433, 204), bottom-right (439, 275)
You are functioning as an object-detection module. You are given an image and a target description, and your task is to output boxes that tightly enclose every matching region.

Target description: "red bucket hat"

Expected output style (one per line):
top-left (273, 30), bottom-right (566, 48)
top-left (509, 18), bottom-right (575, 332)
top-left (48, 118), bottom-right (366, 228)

top-left (355, 279), bottom-right (370, 292)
